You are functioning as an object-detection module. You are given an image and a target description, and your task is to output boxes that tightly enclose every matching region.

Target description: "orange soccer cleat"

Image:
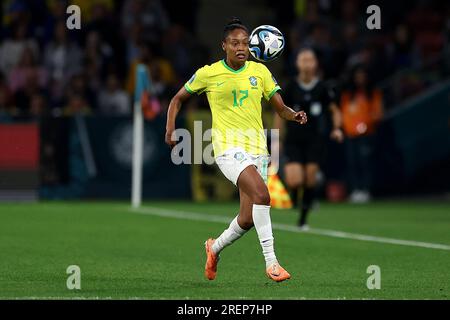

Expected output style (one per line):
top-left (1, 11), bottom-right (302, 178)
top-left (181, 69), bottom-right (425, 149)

top-left (266, 263), bottom-right (291, 282)
top-left (204, 238), bottom-right (220, 280)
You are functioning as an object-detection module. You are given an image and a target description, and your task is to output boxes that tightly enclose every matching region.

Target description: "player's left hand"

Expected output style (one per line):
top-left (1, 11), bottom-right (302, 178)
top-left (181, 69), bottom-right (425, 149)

top-left (330, 128), bottom-right (344, 143)
top-left (294, 111), bottom-right (307, 124)
top-left (165, 127), bottom-right (177, 149)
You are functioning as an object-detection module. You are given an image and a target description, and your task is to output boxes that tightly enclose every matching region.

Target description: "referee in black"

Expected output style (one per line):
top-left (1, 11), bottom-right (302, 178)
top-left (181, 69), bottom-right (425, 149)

top-left (275, 48), bottom-right (344, 229)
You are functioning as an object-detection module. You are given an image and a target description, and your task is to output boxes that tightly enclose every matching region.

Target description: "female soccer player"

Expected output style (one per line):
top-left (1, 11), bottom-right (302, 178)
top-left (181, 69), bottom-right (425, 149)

top-left (165, 18), bottom-right (307, 282)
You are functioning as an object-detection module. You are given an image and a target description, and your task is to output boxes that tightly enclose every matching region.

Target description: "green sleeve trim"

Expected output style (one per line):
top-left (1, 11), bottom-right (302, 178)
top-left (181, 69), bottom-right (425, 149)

top-left (184, 83), bottom-right (195, 94)
top-left (267, 86), bottom-right (281, 100)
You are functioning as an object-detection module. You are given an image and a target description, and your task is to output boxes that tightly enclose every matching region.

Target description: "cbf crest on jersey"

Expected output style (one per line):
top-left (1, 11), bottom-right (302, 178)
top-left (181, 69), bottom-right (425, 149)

top-left (249, 76), bottom-right (257, 86)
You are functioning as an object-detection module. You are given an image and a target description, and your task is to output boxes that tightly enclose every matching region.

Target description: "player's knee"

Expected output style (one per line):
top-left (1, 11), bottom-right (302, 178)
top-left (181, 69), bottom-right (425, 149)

top-left (253, 187), bottom-right (271, 205)
top-left (239, 218), bottom-right (254, 230)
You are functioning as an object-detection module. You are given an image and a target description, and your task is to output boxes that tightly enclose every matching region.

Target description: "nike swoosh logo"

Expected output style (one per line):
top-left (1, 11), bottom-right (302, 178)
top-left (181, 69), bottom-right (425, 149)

top-left (216, 82), bottom-right (225, 86)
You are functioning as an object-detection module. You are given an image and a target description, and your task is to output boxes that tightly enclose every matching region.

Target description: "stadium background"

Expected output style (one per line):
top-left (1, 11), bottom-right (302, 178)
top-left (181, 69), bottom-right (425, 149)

top-left (0, 0), bottom-right (449, 300)
top-left (0, 0), bottom-right (449, 202)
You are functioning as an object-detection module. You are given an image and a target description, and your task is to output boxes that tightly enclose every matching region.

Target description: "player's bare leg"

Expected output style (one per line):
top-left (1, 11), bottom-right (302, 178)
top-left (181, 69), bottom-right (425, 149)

top-left (238, 165), bottom-right (291, 282)
top-left (237, 187), bottom-right (254, 230)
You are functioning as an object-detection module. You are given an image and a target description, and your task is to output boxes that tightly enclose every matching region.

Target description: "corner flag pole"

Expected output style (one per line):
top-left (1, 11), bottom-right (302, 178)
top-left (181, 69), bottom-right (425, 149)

top-left (132, 64), bottom-right (150, 208)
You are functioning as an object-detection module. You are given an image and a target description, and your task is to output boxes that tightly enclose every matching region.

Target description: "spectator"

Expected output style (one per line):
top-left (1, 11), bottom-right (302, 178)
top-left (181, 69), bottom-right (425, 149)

top-left (339, 0), bottom-right (364, 29)
top-left (126, 42), bottom-right (175, 97)
top-left (303, 22), bottom-right (334, 78)
top-left (84, 2), bottom-right (117, 48)
top-left (287, 0), bottom-right (326, 76)
top-left (125, 22), bottom-right (144, 67)
top-left (387, 24), bottom-right (421, 69)
top-left (121, 0), bottom-right (169, 44)
top-left (29, 93), bottom-right (48, 118)
top-left (0, 72), bottom-right (16, 118)
top-left (14, 69), bottom-right (48, 116)
top-left (44, 20), bottom-right (83, 103)
top-left (42, 0), bottom-right (68, 44)
top-left (71, 0), bottom-right (114, 24)
top-left (176, 25), bottom-right (209, 80)
top-left (98, 73), bottom-right (130, 115)
top-left (83, 30), bottom-right (113, 92)
top-left (340, 65), bottom-right (383, 203)
top-left (149, 61), bottom-right (173, 102)
top-left (341, 22), bottom-right (364, 66)
top-left (162, 24), bottom-right (196, 79)
top-left (0, 21), bottom-right (39, 76)
top-left (8, 46), bottom-right (48, 93)
top-left (65, 73), bottom-right (97, 112)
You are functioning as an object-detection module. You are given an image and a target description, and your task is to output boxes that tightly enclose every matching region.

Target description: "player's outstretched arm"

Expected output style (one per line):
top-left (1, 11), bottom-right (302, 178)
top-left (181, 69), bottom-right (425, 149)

top-left (165, 86), bottom-right (192, 148)
top-left (269, 92), bottom-right (307, 124)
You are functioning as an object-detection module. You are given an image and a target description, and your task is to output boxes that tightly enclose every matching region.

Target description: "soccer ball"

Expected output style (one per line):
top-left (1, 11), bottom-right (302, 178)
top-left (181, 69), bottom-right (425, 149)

top-left (249, 25), bottom-right (285, 62)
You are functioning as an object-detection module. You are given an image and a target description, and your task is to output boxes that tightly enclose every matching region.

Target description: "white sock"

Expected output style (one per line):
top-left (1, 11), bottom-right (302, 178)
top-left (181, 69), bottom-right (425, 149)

top-left (252, 204), bottom-right (277, 268)
top-left (211, 216), bottom-right (247, 255)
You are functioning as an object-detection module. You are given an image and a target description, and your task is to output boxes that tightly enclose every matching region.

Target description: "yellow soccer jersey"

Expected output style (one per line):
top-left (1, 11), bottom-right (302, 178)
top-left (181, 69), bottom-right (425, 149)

top-left (184, 59), bottom-right (281, 157)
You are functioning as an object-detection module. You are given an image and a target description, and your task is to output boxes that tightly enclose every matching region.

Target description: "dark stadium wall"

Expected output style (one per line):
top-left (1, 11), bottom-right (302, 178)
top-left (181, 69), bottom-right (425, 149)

top-left (39, 115), bottom-right (191, 200)
top-left (372, 80), bottom-right (450, 196)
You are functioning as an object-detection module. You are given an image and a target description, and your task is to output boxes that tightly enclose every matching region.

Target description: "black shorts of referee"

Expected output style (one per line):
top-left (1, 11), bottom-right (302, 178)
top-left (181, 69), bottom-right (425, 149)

top-left (283, 134), bottom-right (327, 166)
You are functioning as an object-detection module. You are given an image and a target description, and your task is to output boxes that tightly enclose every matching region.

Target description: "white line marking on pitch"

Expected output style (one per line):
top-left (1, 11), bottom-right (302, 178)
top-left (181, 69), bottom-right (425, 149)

top-left (131, 206), bottom-right (450, 251)
top-left (0, 296), bottom-right (373, 300)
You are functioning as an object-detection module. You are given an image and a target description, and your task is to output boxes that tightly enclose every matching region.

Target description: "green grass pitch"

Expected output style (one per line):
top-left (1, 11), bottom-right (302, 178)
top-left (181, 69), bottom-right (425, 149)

top-left (0, 200), bottom-right (449, 299)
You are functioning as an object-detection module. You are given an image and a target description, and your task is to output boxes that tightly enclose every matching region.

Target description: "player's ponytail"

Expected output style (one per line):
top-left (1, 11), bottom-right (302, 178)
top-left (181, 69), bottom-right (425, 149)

top-left (223, 17), bottom-right (248, 40)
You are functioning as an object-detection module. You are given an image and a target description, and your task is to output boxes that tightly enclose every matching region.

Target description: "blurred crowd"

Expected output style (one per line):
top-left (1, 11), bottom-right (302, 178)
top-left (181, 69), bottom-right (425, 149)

top-left (0, 0), bottom-right (204, 120)
top-left (271, 0), bottom-right (449, 202)
top-left (274, 0), bottom-right (449, 102)
top-left (0, 0), bottom-right (448, 121)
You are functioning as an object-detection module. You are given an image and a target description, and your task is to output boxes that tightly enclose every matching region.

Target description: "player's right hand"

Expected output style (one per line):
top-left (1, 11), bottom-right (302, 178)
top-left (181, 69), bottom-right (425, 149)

top-left (165, 128), bottom-right (176, 149)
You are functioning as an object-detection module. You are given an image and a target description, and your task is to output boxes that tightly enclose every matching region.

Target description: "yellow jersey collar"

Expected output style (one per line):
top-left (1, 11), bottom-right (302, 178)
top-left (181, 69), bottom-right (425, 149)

top-left (221, 59), bottom-right (248, 73)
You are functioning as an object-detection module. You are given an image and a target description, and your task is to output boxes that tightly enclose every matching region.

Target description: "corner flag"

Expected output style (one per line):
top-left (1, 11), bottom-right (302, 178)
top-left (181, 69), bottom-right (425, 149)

top-left (131, 64), bottom-right (151, 208)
